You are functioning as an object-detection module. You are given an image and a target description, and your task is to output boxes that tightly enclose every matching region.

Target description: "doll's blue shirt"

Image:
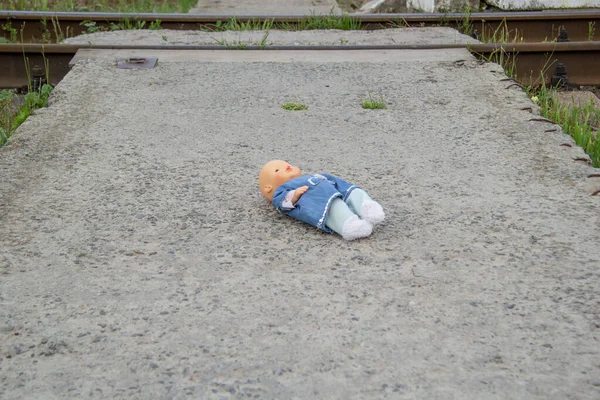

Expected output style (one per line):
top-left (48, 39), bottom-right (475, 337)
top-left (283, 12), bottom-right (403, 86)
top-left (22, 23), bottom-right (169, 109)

top-left (272, 173), bottom-right (359, 233)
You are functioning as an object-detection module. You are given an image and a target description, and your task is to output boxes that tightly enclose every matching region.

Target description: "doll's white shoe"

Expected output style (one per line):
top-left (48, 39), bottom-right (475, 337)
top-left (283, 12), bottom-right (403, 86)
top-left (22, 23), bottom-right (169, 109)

top-left (341, 215), bottom-right (373, 241)
top-left (359, 200), bottom-right (385, 225)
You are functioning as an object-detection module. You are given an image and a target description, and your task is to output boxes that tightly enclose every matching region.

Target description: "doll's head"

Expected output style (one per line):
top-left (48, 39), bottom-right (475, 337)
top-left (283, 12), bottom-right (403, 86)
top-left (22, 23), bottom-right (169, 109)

top-left (259, 160), bottom-right (302, 201)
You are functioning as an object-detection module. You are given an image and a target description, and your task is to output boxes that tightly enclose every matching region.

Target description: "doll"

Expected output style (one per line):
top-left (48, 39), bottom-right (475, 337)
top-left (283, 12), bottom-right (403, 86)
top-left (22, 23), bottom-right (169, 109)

top-left (258, 160), bottom-right (385, 240)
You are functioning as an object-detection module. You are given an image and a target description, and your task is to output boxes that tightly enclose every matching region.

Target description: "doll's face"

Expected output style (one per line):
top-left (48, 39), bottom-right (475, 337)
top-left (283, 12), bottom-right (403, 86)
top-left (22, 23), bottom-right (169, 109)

top-left (259, 160), bottom-right (302, 200)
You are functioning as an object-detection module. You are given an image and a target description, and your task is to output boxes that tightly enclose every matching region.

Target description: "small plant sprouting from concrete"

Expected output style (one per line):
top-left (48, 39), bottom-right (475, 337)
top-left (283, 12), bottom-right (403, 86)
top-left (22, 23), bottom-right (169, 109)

top-left (361, 91), bottom-right (387, 110)
top-left (212, 32), bottom-right (270, 49)
top-left (282, 101), bottom-right (308, 111)
top-left (213, 37), bottom-right (248, 50)
top-left (258, 32), bottom-right (270, 49)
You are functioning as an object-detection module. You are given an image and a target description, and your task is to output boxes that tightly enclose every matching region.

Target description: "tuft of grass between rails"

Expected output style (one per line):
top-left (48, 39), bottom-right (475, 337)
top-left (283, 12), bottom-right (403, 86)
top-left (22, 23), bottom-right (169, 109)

top-left (2, 6), bottom-right (361, 43)
top-left (211, 12), bottom-right (361, 32)
top-left (5, 0), bottom-right (197, 13)
top-left (532, 86), bottom-right (600, 168)
top-left (0, 84), bottom-right (53, 147)
top-left (0, 36), bottom-right (54, 148)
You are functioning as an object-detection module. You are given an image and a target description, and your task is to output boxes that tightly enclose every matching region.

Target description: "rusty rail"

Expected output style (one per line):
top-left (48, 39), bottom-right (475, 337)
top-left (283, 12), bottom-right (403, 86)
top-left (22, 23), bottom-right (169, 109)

top-left (1, 10), bottom-right (600, 43)
top-left (1, 42), bottom-right (599, 89)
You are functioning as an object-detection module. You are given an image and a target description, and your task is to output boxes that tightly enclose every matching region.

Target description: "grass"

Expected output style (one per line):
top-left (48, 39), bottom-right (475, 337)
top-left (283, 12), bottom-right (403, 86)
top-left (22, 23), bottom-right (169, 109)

top-left (210, 12), bottom-right (361, 32)
top-left (1, 32), bottom-right (54, 148)
top-left (212, 32), bottom-right (269, 49)
top-left (531, 85), bottom-right (600, 168)
top-left (282, 101), bottom-right (308, 111)
top-left (213, 17), bottom-right (276, 32)
top-left (5, 0), bottom-right (197, 13)
top-left (483, 46), bottom-right (600, 168)
top-left (361, 91), bottom-right (387, 110)
top-left (0, 84), bottom-right (53, 147)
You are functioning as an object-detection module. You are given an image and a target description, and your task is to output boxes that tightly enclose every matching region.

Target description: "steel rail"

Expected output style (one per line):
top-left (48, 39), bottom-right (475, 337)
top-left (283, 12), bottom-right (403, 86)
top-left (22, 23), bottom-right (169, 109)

top-left (1, 42), bottom-right (599, 88)
top-left (1, 10), bottom-right (600, 42)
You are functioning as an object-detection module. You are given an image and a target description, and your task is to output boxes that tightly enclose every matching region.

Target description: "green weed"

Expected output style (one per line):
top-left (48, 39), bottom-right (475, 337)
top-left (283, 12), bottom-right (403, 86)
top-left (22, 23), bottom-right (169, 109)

top-left (282, 102), bottom-right (308, 111)
top-left (213, 17), bottom-right (275, 32)
top-left (258, 31), bottom-right (270, 49)
top-left (213, 37), bottom-right (248, 50)
top-left (477, 47), bottom-right (519, 80)
top-left (149, 20), bottom-right (162, 30)
top-left (80, 20), bottom-right (101, 34)
top-left (460, 4), bottom-right (473, 37)
top-left (2, 22), bottom-right (18, 43)
top-left (51, 15), bottom-right (69, 42)
top-left (589, 21), bottom-right (596, 41)
top-left (388, 17), bottom-right (409, 29)
top-left (289, 12), bottom-right (361, 31)
top-left (531, 84), bottom-right (600, 168)
top-left (110, 19), bottom-right (148, 31)
top-left (7, 0), bottom-right (197, 13)
top-left (0, 90), bottom-right (16, 146)
top-left (362, 91), bottom-right (387, 110)
top-left (0, 84), bottom-right (53, 148)
top-left (479, 19), bottom-right (523, 44)
top-left (482, 44), bottom-right (600, 168)
top-left (211, 12), bottom-right (360, 32)
top-left (212, 32), bottom-right (270, 49)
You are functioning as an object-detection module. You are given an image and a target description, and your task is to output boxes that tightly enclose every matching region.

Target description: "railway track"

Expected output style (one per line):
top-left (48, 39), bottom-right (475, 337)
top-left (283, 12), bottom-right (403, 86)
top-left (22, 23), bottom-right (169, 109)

top-left (1, 10), bottom-right (600, 43)
top-left (1, 10), bottom-right (599, 90)
top-left (1, 42), bottom-right (599, 90)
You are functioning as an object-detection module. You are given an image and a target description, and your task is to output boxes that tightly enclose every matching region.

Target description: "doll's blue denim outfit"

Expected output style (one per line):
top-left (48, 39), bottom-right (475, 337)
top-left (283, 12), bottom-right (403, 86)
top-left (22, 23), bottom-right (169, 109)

top-left (272, 173), bottom-right (368, 233)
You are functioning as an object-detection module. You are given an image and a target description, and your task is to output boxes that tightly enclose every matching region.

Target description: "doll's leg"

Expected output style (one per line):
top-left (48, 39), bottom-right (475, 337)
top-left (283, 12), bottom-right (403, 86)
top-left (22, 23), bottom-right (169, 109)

top-left (346, 189), bottom-right (385, 225)
top-left (326, 198), bottom-right (373, 241)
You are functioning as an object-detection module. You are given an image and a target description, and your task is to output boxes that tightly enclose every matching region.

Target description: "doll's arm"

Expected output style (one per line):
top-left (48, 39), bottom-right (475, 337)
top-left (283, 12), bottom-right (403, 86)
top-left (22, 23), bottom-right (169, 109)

top-left (281, 191), bottom-right (296, 210)
top-left (291, 186), bottom-right (309, 203)
top-left (274, 186), bottom-right (309, 210)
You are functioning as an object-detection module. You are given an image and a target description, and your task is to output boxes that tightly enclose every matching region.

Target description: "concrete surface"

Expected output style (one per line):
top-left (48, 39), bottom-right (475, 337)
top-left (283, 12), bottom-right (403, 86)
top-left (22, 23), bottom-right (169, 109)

top-left (337, 0), bottom-right (369, 12)
top-left (189, 0), bottom-right (341, 15)
top-left (554, 90), bottom-right (600, 109)
top-left (70, 48), bottom-right (474, 64)
top-left (63, 27), bottom-right (480, 46)
top-left (485, 0), bottom-right (600, 10)
top-left (1, 44), bottom-right (600, 399)
top-left (355, 0), bottom-right (479, 13)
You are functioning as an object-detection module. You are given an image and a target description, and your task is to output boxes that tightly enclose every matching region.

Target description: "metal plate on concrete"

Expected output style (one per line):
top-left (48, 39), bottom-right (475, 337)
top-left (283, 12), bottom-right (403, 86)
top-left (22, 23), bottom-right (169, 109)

top-left (116, 57), bottom-right (158, 69)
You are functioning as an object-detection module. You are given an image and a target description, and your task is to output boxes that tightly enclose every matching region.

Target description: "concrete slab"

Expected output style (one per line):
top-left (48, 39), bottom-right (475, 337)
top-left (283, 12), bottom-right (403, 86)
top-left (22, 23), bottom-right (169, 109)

top-left (554, 90), bottom-right (600, 109)
top-left (189, 0), bottom-right (341, 15)
top-left (63, 27), bottom-right (480, 46)
top-left (357, 0), bottom-right (479, 12)
top-left (486, 0), bottom-right (600, 11)
top-left (1, 47), bottom-right (600, 399)
top-left (70, 48), bottom-right (473, 64)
